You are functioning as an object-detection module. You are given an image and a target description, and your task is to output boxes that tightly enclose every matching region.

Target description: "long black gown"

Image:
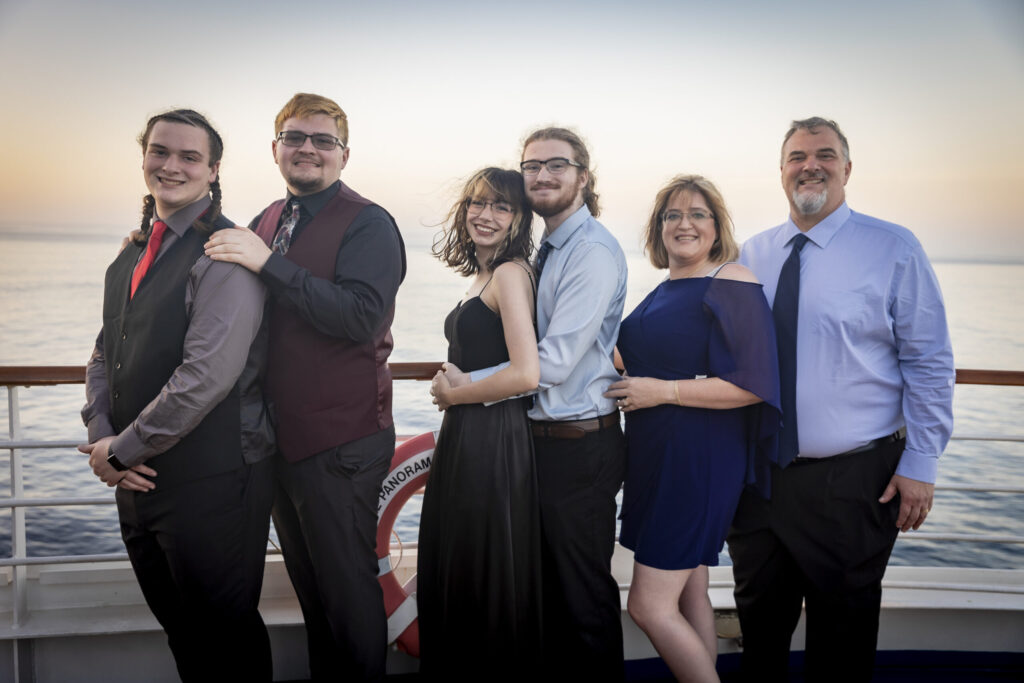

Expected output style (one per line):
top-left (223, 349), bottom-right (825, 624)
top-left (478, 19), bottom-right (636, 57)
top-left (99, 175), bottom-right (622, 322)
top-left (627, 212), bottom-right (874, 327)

top-left (417, 295), bottom-right (543, 679)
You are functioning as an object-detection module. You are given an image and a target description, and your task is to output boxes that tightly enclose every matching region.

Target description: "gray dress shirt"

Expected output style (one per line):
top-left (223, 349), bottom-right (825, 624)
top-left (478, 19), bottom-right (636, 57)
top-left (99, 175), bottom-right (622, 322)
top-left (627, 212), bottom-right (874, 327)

top-left (82, 196), bottom-right (267, 468)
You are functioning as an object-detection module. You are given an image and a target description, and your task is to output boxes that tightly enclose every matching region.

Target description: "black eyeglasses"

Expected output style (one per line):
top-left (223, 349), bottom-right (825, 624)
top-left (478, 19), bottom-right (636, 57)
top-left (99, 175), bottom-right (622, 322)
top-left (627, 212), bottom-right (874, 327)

top-left (276, 131), bottom-right (346, 151)
top-left (520, 157), bottom-right (583, 176)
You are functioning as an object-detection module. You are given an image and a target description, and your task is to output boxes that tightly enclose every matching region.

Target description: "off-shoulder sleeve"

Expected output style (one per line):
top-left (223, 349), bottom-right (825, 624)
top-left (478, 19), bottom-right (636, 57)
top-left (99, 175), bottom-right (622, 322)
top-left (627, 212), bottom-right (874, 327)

top-left (704, 278), bottom-right (781, 497)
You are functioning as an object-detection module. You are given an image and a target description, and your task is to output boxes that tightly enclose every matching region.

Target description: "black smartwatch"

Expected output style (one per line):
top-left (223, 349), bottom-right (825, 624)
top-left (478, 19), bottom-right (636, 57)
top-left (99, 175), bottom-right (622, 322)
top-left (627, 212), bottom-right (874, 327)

top-left (107, 450), bottom-right (129, 472)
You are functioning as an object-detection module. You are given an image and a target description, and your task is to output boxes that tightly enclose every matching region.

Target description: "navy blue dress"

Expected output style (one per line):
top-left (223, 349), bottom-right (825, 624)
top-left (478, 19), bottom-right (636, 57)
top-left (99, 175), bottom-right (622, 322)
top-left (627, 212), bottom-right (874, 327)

top-left (617, 275), bottom-right (781, 570)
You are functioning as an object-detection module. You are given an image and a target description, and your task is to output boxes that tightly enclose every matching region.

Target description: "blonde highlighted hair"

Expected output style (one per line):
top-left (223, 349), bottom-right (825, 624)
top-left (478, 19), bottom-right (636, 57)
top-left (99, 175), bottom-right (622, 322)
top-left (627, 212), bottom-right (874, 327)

top-left (432, 168), bottom-right (534, 277)
top-left (643, 175), bottom-right (738, 269)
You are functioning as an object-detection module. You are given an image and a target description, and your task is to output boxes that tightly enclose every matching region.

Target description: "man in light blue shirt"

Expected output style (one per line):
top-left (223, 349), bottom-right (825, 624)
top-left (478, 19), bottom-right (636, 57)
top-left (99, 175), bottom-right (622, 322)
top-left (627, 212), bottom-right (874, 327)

top-left (727, 117), bottom-right (954, 681)
top-left (448, 127), bottom-right (628, 678)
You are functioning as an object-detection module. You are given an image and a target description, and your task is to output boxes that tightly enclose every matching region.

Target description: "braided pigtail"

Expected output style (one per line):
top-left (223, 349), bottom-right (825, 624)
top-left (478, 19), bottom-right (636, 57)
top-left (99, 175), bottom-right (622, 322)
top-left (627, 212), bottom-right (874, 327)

top-left (193, 178), bottom-right (222, 234)
top-left (136, 194), bottom-right (156, 244)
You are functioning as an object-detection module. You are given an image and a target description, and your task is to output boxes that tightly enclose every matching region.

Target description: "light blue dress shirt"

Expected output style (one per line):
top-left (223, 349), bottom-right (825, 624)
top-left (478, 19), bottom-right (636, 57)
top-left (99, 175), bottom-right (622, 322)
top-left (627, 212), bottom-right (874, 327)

top-left (740, 203), bottom-right (954, 483)
top-left (470, 204), bottom-right (627, 421)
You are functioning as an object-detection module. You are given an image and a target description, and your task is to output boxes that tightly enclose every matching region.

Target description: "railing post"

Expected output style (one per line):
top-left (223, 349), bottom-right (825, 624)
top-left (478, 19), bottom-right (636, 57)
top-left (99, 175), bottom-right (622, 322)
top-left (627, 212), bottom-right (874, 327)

top-left (7, 386), bottom-right (28, 629)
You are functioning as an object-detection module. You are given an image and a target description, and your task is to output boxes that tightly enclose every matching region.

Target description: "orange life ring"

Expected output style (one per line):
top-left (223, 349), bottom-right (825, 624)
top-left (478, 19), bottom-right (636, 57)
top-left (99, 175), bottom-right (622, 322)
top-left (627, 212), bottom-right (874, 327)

top-left (376, 431), bottom-right (436, 657)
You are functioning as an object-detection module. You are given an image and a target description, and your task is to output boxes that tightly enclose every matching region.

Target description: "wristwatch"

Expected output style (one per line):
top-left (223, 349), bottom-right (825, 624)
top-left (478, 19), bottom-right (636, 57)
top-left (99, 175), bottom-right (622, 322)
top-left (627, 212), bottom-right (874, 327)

top-left (107, 449), bottom-right (129, 472)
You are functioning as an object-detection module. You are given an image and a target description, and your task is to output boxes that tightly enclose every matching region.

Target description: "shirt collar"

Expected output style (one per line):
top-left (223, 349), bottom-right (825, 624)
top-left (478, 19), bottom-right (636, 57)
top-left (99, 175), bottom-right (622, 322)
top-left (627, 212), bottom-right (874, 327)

top-left (288, 180), bottom-right (341, 219)
top-left (542, 204), bottom-right (592, 249)
top-left (782, 202), bottom-right (851, 250)
top-left (156, 195), bottom-right (212, 238)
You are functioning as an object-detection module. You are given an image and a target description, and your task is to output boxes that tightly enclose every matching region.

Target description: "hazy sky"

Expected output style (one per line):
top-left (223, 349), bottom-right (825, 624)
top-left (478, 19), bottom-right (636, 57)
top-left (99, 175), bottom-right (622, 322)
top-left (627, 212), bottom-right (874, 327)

top-left (1, 0), bottom-right (1022, 261)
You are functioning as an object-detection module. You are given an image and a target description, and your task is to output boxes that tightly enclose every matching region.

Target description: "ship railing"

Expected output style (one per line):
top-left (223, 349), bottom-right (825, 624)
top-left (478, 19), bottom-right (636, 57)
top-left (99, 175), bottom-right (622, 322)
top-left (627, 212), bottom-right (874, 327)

top-left (2, 365), bottom-right (1023, 627)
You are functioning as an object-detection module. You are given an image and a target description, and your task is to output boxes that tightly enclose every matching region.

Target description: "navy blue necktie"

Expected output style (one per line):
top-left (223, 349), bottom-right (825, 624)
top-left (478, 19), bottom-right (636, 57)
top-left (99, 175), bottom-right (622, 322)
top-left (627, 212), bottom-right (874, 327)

top-left (534, 241), bottom-right (552, 279)
top-left (774, 233), bottom-right (809, 467)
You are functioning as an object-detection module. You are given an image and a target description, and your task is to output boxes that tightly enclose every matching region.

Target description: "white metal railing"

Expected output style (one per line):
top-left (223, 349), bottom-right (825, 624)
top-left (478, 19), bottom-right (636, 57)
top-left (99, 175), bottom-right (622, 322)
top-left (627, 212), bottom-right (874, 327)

top-left (3, 367), bottom-right (1024, 631)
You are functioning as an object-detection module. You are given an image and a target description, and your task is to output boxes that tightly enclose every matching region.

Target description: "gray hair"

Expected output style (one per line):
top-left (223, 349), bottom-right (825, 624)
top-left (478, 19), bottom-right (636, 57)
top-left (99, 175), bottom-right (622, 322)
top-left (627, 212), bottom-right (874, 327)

top-left (781, 117), bottom-right (850, 164)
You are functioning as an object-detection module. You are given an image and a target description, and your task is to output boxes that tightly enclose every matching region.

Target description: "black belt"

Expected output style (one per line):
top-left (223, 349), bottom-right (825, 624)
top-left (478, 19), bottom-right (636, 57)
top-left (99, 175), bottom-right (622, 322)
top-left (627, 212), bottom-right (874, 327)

top-left (791, 427), bottom-right (906, 465)
top-left (530, 411), bottom-right (620, 440)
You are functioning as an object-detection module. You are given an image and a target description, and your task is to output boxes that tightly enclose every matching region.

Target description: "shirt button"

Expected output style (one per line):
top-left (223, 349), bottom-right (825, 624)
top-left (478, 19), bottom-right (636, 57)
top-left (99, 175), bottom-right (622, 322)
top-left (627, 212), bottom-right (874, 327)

top-left (115, 362), bottom-right (122, 370)
top-left (121, 332), bottom-right (127, 340)
top-left (113, 391), bottom-right (120, 399)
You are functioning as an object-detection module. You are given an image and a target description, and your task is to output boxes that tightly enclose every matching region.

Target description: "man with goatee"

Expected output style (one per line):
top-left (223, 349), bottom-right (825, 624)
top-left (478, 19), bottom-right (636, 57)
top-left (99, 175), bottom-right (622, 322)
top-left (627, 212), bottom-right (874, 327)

top-left (728, 116), bottom-right (954, 681)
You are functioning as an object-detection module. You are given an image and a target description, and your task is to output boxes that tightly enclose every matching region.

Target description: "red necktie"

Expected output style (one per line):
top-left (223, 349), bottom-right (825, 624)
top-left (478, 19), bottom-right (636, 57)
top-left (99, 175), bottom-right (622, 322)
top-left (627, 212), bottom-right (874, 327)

top-left (130, 220), bottom-right (168, 299)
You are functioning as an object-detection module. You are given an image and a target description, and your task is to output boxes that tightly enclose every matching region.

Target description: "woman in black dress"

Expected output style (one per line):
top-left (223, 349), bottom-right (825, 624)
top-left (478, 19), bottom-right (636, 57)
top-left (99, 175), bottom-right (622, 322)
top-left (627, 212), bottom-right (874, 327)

top-left (420, 167), bottom-right (542, 678)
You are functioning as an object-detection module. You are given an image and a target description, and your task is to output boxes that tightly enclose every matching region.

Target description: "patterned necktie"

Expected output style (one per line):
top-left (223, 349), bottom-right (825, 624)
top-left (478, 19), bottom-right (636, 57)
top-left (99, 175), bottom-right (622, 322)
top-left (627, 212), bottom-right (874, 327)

top-left (129, 220), bottom-right (168, 299)
top-left (534, 241), bottom-right (552, 279)
top-left (272, 200), bottom-right (301, 254)
top-left (774, 233), bottom-right (809, 467)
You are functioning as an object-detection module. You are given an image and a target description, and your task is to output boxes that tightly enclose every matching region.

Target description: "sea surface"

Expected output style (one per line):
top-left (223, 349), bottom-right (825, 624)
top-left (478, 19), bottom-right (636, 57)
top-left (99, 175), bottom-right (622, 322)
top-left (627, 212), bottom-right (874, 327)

top-left (1, 226), bottom-right (1022, 570)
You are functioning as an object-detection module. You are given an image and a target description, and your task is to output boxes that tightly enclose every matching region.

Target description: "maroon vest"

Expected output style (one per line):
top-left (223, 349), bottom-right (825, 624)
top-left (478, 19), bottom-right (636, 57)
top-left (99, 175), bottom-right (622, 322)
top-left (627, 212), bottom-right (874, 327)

top-left (256, 183), bottom-right (395, 461)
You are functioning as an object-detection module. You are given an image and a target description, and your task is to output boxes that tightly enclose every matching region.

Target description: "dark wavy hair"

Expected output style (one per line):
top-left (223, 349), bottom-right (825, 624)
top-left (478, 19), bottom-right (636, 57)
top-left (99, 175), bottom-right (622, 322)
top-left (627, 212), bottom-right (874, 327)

top-left (432, 167), bottom-right (534, 276)
top-left (135, 109), bottom-right (224, 243)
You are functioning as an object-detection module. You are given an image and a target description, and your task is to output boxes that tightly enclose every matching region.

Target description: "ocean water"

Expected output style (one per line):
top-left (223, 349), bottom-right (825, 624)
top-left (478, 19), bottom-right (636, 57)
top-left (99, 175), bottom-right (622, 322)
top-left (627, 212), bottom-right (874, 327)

top-left (1, 226), bottom-right (1022, 569)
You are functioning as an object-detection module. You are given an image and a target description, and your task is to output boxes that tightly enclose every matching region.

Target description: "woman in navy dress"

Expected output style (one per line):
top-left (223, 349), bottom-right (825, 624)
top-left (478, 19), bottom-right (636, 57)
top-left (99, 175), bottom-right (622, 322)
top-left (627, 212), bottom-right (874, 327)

top-left (421, 168), bottom-right (543, 678)
top-left (605, 175), bottom-right (780, 682)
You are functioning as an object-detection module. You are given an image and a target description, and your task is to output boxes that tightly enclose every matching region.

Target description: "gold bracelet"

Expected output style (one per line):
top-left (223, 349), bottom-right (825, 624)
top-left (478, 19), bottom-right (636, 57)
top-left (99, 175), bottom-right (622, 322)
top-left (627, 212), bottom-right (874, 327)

top-left (673, 380), bottom-right (681, 406)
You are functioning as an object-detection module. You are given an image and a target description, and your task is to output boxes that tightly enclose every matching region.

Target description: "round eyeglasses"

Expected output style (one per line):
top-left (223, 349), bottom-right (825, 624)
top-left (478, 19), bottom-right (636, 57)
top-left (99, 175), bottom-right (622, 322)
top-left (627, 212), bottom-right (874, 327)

top-left (466, 199), bottom-right (514, 218)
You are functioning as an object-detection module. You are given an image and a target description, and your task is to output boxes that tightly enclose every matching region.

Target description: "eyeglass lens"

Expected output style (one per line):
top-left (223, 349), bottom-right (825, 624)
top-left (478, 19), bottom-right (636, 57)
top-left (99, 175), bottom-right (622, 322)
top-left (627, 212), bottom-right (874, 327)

top-left (278, 131), bottom-right (342, 151)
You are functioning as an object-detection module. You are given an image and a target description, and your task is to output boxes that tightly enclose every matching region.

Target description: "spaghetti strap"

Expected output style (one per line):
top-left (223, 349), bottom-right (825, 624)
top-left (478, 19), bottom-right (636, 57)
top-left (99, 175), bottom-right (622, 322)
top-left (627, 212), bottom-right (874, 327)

top-left (510, 260), bottom-right (537, 297)
top-left (478, 273), bottom-right (496, 297)
top-left (708, 261), bottom-right (735, 278)
top-left (506, 259), bottom-right (538, 324)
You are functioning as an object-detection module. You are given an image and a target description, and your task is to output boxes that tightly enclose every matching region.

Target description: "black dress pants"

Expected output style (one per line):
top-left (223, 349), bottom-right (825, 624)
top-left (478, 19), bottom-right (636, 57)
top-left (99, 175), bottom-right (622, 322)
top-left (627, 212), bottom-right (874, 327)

top-left (727, 439), bottom-right (905, 682)
top-left (117, 458), bottom-right (275, 683)
top-left (272, 426), bottom-right (395, 682)
top-left (534, 421), bottom-right (627, 681)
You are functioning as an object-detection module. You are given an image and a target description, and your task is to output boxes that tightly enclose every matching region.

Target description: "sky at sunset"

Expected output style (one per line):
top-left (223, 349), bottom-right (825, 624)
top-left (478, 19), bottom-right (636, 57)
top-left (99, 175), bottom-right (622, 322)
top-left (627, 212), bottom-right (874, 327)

top-left (1, 0), bottom-right (1022, 261)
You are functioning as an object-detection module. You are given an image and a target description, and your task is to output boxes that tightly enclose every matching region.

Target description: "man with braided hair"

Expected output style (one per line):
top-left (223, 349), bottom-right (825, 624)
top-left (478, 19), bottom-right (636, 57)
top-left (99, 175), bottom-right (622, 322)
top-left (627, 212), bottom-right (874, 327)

top-left (205, 93), bottom-right (406, 681)
top-left (81, 109), bottom-right (275, 681)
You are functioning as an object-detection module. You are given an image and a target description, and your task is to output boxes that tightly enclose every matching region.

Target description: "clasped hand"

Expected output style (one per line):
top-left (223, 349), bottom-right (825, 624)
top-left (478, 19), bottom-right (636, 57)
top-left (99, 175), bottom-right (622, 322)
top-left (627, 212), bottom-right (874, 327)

top-left (78, 436), bottom-right (157, 492)
top-left (430, 363), bottom-right (468, 411)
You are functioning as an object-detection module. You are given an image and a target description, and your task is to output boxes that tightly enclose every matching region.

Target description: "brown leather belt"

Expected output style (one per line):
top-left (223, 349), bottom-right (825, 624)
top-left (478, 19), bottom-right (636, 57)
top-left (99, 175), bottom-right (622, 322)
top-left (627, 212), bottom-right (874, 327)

top-left (791, 426), bottom-right (907, 465)
top-left (530, 411), bottom-right (620, 440)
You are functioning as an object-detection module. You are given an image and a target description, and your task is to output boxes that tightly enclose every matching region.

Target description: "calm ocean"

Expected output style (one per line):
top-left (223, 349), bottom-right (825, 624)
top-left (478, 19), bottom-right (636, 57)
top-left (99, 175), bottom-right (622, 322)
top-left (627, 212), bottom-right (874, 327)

top-left (1, 226), bottom-right (1022, 569)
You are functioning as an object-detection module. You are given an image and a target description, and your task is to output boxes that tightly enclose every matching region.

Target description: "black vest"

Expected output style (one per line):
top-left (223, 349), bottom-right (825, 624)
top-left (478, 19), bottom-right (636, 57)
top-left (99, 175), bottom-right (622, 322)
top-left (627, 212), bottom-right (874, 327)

top-left (102, 215), bottom-right (244, 487)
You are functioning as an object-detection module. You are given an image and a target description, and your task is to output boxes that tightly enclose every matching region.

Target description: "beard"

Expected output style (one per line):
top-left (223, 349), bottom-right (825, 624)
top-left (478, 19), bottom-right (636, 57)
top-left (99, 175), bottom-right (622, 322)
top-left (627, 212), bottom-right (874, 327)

top-left (284, 169), bottom-right (326, 195)
top-left (791, 184), bottom-right (828, 216)
top-left (528, 182), bottom-right (579, 218)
